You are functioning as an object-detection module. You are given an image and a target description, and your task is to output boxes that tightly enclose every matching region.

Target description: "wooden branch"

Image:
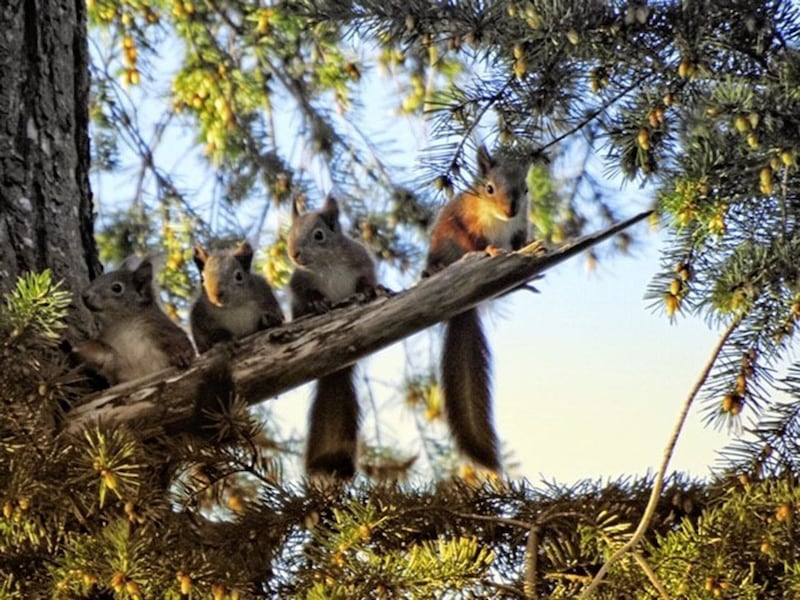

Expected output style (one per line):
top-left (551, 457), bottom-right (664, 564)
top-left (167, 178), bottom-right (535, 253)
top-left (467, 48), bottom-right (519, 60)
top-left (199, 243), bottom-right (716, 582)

top-left (578, 311), bottom-right (741, 599)
top-left (65, 211), bottom-right (651, 436)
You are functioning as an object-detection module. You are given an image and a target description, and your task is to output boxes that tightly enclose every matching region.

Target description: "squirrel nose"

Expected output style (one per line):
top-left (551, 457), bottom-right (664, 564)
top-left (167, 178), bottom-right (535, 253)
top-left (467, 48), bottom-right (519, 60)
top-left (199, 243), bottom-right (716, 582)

top-left (82, 291), bottom-right (96, 310)
top-left (509, 198), bottom-right (518, 217)
top-left (205, 283), bottom-right (224, 306)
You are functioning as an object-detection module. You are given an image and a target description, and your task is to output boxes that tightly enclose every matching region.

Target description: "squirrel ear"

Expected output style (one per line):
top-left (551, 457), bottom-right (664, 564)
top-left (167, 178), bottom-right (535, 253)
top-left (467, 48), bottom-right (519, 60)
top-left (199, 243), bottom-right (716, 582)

top-left (292, 196), bottom-right (305, 220)
top-left (193, 246), bottom-right (209, 272)
top-left (320, 194), bottom-right (341, 231)
top-left (119, 254), bottom-right (143, 272)
top-left (322, 194), bottom-right (339, 215)
top-left (476, 144), bottom-right (496, 177)
top-left (233, 241), bottom-right (254, 271)
top-left (131, 258), bottom-right (154, 299)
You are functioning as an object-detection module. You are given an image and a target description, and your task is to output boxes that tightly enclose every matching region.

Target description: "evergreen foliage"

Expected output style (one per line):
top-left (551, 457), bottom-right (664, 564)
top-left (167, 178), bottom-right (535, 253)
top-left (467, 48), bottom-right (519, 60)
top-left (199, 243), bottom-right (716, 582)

top-left (4, 0), bottom-right (800, 597)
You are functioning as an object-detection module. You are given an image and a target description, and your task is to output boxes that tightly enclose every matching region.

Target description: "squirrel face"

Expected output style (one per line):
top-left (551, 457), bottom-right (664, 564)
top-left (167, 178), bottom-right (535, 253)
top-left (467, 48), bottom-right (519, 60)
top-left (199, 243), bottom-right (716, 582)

top-left (82, 257), bottom-right (154, 321)
top-left (287, 195), bottom-right (343, 269)
top-left (474, 144), bottom-right (527, 221)
top-left (194, 242), bottom-right (254, 307)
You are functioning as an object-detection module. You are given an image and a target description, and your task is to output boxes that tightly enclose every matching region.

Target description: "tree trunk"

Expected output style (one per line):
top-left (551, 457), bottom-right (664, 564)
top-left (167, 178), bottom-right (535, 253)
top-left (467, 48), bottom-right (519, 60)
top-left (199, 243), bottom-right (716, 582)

top-left (0, 0), bottom-right (99, 332)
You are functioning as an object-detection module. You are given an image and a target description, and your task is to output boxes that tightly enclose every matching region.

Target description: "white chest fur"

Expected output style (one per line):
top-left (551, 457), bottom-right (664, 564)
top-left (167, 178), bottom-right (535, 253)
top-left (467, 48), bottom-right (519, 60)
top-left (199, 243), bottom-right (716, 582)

top-left (465, 186), bottom-right (530, 251)
top-left (211, 300), bottom-right (263, 337)
top-left (103, 316), bottom-right (170, 381)
top-left (481, 201), bottom-right (529, 250)
top-left (313, 263), bottom-right (362, 304)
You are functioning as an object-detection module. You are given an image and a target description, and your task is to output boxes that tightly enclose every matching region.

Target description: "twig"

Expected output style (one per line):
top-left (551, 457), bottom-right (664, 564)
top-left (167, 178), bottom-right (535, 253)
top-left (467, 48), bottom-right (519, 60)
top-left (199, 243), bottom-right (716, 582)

top-left (578, 315), bottom-right (743, 599)
top-left (524, 525), bottom-right (540, 599)
top-left (632, 551), bottom-right (671, 600)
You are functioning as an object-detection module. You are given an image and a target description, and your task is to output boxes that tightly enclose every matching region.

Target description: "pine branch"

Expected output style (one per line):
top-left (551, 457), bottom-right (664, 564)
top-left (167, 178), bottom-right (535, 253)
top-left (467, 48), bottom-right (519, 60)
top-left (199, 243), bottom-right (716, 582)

top-left (65, 211), bottom-right (651, 436)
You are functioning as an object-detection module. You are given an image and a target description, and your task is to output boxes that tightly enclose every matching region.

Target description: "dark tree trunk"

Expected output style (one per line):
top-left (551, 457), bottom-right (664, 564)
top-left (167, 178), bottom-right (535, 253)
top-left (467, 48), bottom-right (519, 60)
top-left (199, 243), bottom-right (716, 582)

top-left (0, 0), bottom-right (99, 332)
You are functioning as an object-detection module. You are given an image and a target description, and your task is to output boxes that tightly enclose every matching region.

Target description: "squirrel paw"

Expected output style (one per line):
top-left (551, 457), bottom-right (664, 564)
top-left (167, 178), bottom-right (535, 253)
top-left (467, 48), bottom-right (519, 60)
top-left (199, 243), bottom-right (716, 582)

top-left (309, 297), bottom-right (333, 314)
top-left (374, 284), bottom-right (395, 298)
top-left (485, 244), bottom-right (507, 258)
top-left (260, 311), bottom-right (285, 329)
top-left (172, 346), bottom-right (196, 370)
top-left (71, 339), bottom-right (113, 371)
top-left (212, 338), bottom-right (239, 359)
top-left (519, 239), bottom-right (548, 257)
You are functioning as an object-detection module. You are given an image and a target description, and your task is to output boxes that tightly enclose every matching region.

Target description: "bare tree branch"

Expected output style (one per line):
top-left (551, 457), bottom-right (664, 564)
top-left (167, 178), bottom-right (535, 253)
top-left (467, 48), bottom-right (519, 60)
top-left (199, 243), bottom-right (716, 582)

top-left (65, 211), bottom-right (651, 436)
top-left (524, 524), bottom-right (540, 599)
top-left (578, 313), bottom-right (743, 599)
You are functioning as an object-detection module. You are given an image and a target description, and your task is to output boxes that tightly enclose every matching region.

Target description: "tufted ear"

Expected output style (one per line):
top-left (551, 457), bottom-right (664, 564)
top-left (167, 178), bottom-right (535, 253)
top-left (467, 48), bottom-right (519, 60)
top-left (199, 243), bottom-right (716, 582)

top-left (233, 241), bottom-right (254, 271)
top-left (131, 258), bottom-right (154, 301)
top-left (193, 245), bottom-right (209, 273)
top-left (292, 195), bottom-right (306, 221)
top-left (322, 194), bottom-right (339, 214)
top-left (320, 194), bottom-right (341, 232)
top-left (119, 254), bottom-right (144, 272)
top-left (476, 144), bottom-right (496, 178)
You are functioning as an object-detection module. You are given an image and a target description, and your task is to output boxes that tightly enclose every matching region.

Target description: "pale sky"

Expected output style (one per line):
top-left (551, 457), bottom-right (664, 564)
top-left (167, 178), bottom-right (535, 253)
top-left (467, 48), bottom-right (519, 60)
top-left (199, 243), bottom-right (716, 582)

top-left (90, 31), bottom-right (736, 485)
top-left (490, 234), bottom-right (730, 483)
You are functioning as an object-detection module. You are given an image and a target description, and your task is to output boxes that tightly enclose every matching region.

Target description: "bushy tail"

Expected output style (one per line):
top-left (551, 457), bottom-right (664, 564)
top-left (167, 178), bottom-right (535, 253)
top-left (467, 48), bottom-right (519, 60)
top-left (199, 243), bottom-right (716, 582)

top-left (442, 308), bottom-right (500, 471)
top-left (306, 365), bottom-right (360, 478)
top-left (189, 353), bottom-right (236, 438)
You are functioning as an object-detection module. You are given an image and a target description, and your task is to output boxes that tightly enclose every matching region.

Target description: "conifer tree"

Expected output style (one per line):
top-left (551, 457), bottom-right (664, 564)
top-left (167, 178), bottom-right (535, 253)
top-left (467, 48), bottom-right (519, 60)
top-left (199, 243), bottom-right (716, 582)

top-left (3, 1), bottom-right (800, 598)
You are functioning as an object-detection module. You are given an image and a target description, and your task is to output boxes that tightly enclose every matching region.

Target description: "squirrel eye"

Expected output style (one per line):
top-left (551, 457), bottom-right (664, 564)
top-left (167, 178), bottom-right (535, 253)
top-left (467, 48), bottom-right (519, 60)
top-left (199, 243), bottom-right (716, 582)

top-left (485, 182), bottom-right (495, 195)
top-left (313, 228), bottom-right (326, 242)
top-left (234, 270), bottom-right (244, 282)
top-left (111, 282), bottom-right (124, 294)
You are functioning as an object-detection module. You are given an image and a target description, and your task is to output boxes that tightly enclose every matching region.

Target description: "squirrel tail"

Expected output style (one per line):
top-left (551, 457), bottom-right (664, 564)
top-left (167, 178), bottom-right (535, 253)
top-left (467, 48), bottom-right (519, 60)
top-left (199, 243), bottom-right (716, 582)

top-left (306, 365), bottom-right (360, 478)
top-left (441, 308), bottom-right (500, 471)
top-left (187, 353), bottom-right (236, 438)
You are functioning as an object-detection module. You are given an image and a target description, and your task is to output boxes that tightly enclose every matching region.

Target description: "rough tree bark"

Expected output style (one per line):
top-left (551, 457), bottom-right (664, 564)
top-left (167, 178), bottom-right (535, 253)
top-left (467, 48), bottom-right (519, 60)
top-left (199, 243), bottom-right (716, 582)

top-left (65, 210), bottom-right (650, 437)
top-left (0, 0), bottom-right (100, 330)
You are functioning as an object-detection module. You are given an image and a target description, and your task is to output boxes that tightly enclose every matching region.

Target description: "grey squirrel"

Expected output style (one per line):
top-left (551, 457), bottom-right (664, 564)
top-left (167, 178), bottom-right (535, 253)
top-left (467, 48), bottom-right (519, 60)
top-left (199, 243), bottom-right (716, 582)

top-left (424, 144), bottom-right (530, 471)
top-left (73, 256), bottom-right (195, 385)
top-left (287, 194), bottom-right (378, 479)
top-left (190, 241), bottom-right (284, 353)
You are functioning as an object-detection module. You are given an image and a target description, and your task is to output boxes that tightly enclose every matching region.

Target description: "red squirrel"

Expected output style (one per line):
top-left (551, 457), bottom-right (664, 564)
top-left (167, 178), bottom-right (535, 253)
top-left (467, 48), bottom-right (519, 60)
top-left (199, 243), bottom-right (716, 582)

top-left (424, 144), bottom-right (530, 471)
top-left (287, 195), bottom-right (377, 479)
top-left (190, 241), bottom-right (284, 353)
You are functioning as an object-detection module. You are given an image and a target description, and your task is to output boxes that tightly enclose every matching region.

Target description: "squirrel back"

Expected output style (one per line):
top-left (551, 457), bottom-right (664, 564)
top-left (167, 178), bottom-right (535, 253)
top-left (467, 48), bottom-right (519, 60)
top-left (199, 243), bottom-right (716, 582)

top-left (287, 195), bottom-right (377, 479)
top-left (425, 145), bottom-right (531, 471)
top-left (76, 256), bottom-right (195, 385)
top-left (190, 241), bottom-right (284, 353)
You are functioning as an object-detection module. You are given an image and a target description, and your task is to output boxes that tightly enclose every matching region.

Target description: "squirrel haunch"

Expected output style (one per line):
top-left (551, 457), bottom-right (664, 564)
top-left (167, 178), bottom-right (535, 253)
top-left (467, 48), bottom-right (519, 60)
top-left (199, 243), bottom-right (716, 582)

top-left (74, 256), bottom-right (195, 385)
top-left (288, 195), bottom-right (377, 479)
top-left (190, 241), bottom-right (284, 353)
top-left (425, 144), bottom-right (530, 471)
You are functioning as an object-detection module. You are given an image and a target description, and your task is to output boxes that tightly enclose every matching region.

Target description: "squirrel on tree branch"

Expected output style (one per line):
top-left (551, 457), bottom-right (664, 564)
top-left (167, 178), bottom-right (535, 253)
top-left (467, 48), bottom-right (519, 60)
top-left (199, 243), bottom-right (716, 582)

top-left (425, 144), bottom-right (531, 472)
top-left (287, 194), bottom-right (379, 479)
